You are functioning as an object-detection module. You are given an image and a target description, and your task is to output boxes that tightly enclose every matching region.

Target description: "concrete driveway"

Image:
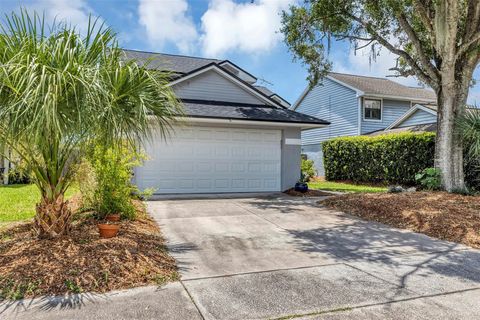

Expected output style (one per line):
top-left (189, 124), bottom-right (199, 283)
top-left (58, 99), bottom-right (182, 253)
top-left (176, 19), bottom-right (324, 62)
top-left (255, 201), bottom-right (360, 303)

top-left (3, 195), bottom-right (480, 319)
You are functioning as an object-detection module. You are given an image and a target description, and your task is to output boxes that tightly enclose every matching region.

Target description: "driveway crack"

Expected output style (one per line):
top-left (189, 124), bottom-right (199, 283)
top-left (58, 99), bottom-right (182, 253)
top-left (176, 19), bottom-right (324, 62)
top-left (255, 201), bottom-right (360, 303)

top-left (179, 280), bottom-right (206, 320)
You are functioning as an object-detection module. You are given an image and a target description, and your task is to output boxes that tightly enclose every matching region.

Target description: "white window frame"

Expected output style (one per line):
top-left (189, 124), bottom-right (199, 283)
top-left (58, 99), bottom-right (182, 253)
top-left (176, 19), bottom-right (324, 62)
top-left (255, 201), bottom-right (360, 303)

top-left (363, 97), bottom-right (383, 122)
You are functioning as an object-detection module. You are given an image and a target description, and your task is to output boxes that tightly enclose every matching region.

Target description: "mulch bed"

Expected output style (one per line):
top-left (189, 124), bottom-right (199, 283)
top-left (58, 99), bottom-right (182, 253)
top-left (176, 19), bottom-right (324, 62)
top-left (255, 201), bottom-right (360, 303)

top-left (321, 192), bottom-right (480, 248)
top-left (0, 200), bottom-right (178, 300)
top-left (284, 188), bottom-right (333, 197)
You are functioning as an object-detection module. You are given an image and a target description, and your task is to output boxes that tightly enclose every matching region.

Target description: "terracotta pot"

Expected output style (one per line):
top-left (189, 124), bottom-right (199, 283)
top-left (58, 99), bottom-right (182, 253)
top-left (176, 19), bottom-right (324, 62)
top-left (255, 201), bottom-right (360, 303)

top-left (98, 224), bottom-right (120, 238)
top-left (105, 214), bottom-right (121, 222)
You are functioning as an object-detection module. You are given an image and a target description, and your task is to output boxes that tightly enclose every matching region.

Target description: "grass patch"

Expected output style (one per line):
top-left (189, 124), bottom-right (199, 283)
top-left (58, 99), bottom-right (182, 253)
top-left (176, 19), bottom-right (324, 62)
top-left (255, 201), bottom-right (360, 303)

top-left (0, 184), bottom-right (78, 223)
top-left (308, 181), bottom-right (387, 193)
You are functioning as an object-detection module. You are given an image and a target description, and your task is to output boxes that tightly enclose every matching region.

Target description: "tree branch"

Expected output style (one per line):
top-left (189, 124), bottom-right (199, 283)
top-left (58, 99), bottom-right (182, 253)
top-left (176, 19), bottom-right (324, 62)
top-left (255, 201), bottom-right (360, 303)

top-left (464, 0), bottom-right (480, 41)
top-left (396, 12), bottom-right (440, 82)
top-left (412, 0), bottom-right (435, 36)
top-left (388, 67), bottom-right (416, 77)
top-left (335, 34), bottom-right (373, 42)
top-left (347, 14), bottom-right (437, 90)
top-left (457, 33), bottom-right (480, 59)
top-left (355, 39), bottom-right (375, 51)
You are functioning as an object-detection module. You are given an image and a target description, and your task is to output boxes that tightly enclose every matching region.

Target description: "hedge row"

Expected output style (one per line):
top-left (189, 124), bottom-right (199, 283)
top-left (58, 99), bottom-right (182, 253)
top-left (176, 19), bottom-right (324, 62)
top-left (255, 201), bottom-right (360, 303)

top-left (322, 132), bottom-right (436, 185)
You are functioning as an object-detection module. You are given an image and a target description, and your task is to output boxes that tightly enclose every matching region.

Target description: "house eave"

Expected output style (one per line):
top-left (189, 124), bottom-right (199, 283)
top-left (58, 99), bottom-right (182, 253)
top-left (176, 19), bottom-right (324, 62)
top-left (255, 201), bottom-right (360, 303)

top-left (174, 116), bottom-right (329, 129)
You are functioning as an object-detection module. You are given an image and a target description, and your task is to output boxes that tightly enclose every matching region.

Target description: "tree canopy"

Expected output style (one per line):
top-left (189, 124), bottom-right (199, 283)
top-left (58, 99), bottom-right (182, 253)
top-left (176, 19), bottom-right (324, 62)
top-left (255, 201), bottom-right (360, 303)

top-left (282, 0), bottom-right (480, 90)
top-left (282, 0), bottom-right (480, 191)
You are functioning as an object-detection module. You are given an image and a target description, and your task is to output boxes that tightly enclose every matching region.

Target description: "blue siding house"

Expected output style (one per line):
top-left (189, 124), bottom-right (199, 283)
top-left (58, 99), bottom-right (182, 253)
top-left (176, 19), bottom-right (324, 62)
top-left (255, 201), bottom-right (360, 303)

top-left (292, 73), bottom-right (437, 175)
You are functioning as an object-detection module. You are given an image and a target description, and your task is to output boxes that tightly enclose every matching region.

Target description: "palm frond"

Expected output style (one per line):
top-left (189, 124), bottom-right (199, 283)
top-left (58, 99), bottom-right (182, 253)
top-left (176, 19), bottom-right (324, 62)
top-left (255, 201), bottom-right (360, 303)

top-left (0, 10), bottom-right (182, 201)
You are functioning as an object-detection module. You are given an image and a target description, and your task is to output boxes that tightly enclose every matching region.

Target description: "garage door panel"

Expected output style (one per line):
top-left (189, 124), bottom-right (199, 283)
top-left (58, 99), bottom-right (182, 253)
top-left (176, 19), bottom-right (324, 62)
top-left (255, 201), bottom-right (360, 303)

top-left (196, 162), bottom-right (213, 172)
top-left (231, 162), bottom-right (245, 173)
top-left (135, 126), bottom-right (281, 194)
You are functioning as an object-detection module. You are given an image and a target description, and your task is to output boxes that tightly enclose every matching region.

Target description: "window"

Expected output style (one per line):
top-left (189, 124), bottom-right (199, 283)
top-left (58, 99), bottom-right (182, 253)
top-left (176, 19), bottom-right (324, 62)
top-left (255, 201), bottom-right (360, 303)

top-left (363, 98), bottom-right (382, 121)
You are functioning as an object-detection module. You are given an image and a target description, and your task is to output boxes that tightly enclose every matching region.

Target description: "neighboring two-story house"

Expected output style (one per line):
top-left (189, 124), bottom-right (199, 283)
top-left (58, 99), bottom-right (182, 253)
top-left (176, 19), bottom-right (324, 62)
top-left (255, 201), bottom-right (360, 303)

top-left (292, 72), bottom-right (437, 175)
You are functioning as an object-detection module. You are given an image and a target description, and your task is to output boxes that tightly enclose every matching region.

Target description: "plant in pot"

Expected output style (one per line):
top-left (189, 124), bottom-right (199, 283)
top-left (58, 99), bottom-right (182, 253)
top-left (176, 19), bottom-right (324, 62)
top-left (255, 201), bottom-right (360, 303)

top-left (97, 221), bottom-right (120, 238)
top-left (88, 145), bottom-right (139, 238)
top-left (295, 173), bottom-right (309, 193)
top-left (295, 158), bottom-right (316, 193)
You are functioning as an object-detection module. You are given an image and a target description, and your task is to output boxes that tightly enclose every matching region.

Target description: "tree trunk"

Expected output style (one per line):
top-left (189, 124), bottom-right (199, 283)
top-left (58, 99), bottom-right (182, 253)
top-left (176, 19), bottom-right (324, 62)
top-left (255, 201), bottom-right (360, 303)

top-left (435, 77), bottom-right (467, 191)
top-left (34, 195), bottom-right (72, 239)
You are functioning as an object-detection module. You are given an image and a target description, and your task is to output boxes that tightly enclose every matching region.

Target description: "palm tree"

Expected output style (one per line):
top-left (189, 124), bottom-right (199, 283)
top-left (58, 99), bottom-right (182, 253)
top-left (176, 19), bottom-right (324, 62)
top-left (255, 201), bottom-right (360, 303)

top-left (458, 108), bottom-right (480, 191)
top-left (0, 11), bottom-right (182, 238)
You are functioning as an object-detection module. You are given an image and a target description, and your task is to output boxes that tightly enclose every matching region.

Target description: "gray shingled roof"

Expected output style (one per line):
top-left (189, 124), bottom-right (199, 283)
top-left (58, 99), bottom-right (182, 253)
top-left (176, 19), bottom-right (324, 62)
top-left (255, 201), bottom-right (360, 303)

top-left (180, 100), bottom-right (329, 125)
top-left (122, 49), bottom-right (220, 74)
top-left (367, 123), bottom-right (437, 136)
top-left (329, 72), bottom-right (437, 101)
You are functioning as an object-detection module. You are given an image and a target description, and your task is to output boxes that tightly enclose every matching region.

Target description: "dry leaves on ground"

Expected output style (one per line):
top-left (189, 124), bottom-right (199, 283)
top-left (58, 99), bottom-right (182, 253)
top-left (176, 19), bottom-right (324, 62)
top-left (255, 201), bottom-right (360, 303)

top-left (284, 188), bottom-right (333, 197)
top-left (0, 201), bottom-right (178, 299)
top-left (321, 192), bottom-right (480, 248)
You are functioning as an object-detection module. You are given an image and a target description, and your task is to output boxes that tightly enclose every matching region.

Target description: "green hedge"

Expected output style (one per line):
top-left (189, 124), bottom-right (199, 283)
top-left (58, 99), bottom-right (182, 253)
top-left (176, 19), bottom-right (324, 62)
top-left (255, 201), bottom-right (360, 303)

top-left (322, 132), bottom-right (435, 185)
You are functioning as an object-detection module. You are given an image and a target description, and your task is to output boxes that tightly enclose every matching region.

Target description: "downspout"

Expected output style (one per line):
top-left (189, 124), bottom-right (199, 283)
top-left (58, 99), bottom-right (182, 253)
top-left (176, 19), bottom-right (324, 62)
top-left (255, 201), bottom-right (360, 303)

top-left (357, 95), bottom-right (363, 135)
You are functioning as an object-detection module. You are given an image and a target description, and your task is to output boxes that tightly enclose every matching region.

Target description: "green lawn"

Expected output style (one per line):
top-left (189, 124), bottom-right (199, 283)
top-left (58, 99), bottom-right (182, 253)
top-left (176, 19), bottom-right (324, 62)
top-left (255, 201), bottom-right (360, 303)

top-left (308, 180), bottom-right (387, 193)
top-left (0, 184), bottom-right (78, 223)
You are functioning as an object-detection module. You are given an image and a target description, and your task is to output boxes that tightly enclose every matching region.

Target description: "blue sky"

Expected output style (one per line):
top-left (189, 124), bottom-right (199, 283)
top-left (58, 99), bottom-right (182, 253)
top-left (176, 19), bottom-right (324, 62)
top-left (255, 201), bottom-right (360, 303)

top-left (3, 0), bottom-right (480, 105)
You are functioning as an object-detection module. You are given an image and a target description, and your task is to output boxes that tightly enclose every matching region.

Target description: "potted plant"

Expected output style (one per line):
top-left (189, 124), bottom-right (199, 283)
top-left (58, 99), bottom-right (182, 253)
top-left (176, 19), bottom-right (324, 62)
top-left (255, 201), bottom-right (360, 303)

top-left (105, 214), bottom-right (120, 222)
top-left (294, 172), bottom-right (309, 193)
top-left (97, 222), bottom-right (120, 238)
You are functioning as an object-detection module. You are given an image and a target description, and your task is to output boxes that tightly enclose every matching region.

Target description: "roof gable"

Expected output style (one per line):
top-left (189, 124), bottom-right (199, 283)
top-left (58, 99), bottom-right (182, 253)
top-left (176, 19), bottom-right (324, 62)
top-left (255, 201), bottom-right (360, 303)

top-left (387, 104), bottom-right (437, 129)
top-left (329, 73), bottom-right (437, 102)
top-left (170, 65), bottom-right (282, 107)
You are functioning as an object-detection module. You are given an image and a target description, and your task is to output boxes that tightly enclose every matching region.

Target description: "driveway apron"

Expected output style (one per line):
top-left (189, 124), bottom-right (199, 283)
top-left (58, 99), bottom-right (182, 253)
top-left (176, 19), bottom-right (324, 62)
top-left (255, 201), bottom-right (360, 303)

top-left (3, 195), bottom-right (479, 320)
top-left (148, 195), bottom-right (480, 320)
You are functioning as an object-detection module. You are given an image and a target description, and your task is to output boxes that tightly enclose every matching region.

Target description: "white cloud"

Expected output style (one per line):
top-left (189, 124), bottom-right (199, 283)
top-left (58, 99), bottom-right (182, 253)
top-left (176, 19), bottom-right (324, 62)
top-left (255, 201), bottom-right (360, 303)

top-left (138, 0), bottom-right (198, 53)
top-left (26, 0), bottom-right (98, 34)
top-left (200, 0), bottom-right (294, 57)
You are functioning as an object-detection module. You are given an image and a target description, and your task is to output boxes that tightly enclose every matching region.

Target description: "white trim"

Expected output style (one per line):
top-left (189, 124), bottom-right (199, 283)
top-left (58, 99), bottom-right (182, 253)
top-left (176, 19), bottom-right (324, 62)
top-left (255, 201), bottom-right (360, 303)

top-left (285, 138), bottom-right (302, 145)
top-left (270, 94), bottom-right (291, 108)
top-left (386, 104), bottom-right (437, 129)
top-left (326, 75), bottom-right (365, 96)
top-left (168, 65), bottom-right (283, 108)
top-left (362, 94), bottom-right (436, 103)
top-left (219, 61), bottom-right (257, 83)
top-left (362, 97), bottom-right (383, 122)
top-left (291, 86), bottom-right (311, 110)
top-left (357, 97), bottom-right (362, 135)
top-left (174, 116), bottom-right (328, 129)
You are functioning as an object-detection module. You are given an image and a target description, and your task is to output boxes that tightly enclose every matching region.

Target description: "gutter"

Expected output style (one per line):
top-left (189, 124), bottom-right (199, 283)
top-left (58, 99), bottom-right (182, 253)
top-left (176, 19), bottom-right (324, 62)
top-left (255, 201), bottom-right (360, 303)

top-left (173, 116), bottom-right (328, 130)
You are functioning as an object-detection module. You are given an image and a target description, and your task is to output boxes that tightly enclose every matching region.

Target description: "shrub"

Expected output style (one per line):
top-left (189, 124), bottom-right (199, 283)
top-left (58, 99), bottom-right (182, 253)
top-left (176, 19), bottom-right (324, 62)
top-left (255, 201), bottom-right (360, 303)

top-left (415, 167), bottom-right (442, 190)
top-left (75, 160), bottom-right (97, 210)
top-left (464, 154), bottom-right (480, 191)
top-left (301, 158), bottom-right (316, 182)
top-left (322, 132), bottom-right (435, 185)
top-left (5, 156), bottom-right (31, 184)
top-left (89, 145), bottom-right (143, 220)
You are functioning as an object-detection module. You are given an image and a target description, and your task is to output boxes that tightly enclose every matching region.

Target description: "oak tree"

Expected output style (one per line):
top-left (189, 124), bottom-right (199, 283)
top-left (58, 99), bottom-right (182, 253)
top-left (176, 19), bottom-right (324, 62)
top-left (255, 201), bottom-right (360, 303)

top-left (281, 0), bottom-right (480, 191)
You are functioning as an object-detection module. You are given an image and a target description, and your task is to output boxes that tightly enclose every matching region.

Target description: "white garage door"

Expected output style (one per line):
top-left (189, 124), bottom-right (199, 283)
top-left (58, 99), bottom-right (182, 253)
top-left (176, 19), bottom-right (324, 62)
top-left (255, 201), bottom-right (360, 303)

top-left (135, 125), bottom-right (282, 194)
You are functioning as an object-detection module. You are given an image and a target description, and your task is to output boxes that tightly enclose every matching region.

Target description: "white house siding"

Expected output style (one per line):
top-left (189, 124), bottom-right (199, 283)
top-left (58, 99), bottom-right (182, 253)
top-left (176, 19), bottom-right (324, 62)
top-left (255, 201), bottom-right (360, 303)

top-left (296, 78), bottom-right (358, 175)
top-left (398, 109), bottom-right (437, 127)
top-left (361, 99), bottom-right (411, 134)
top-left (173, 70), bottom-right (264, 104)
